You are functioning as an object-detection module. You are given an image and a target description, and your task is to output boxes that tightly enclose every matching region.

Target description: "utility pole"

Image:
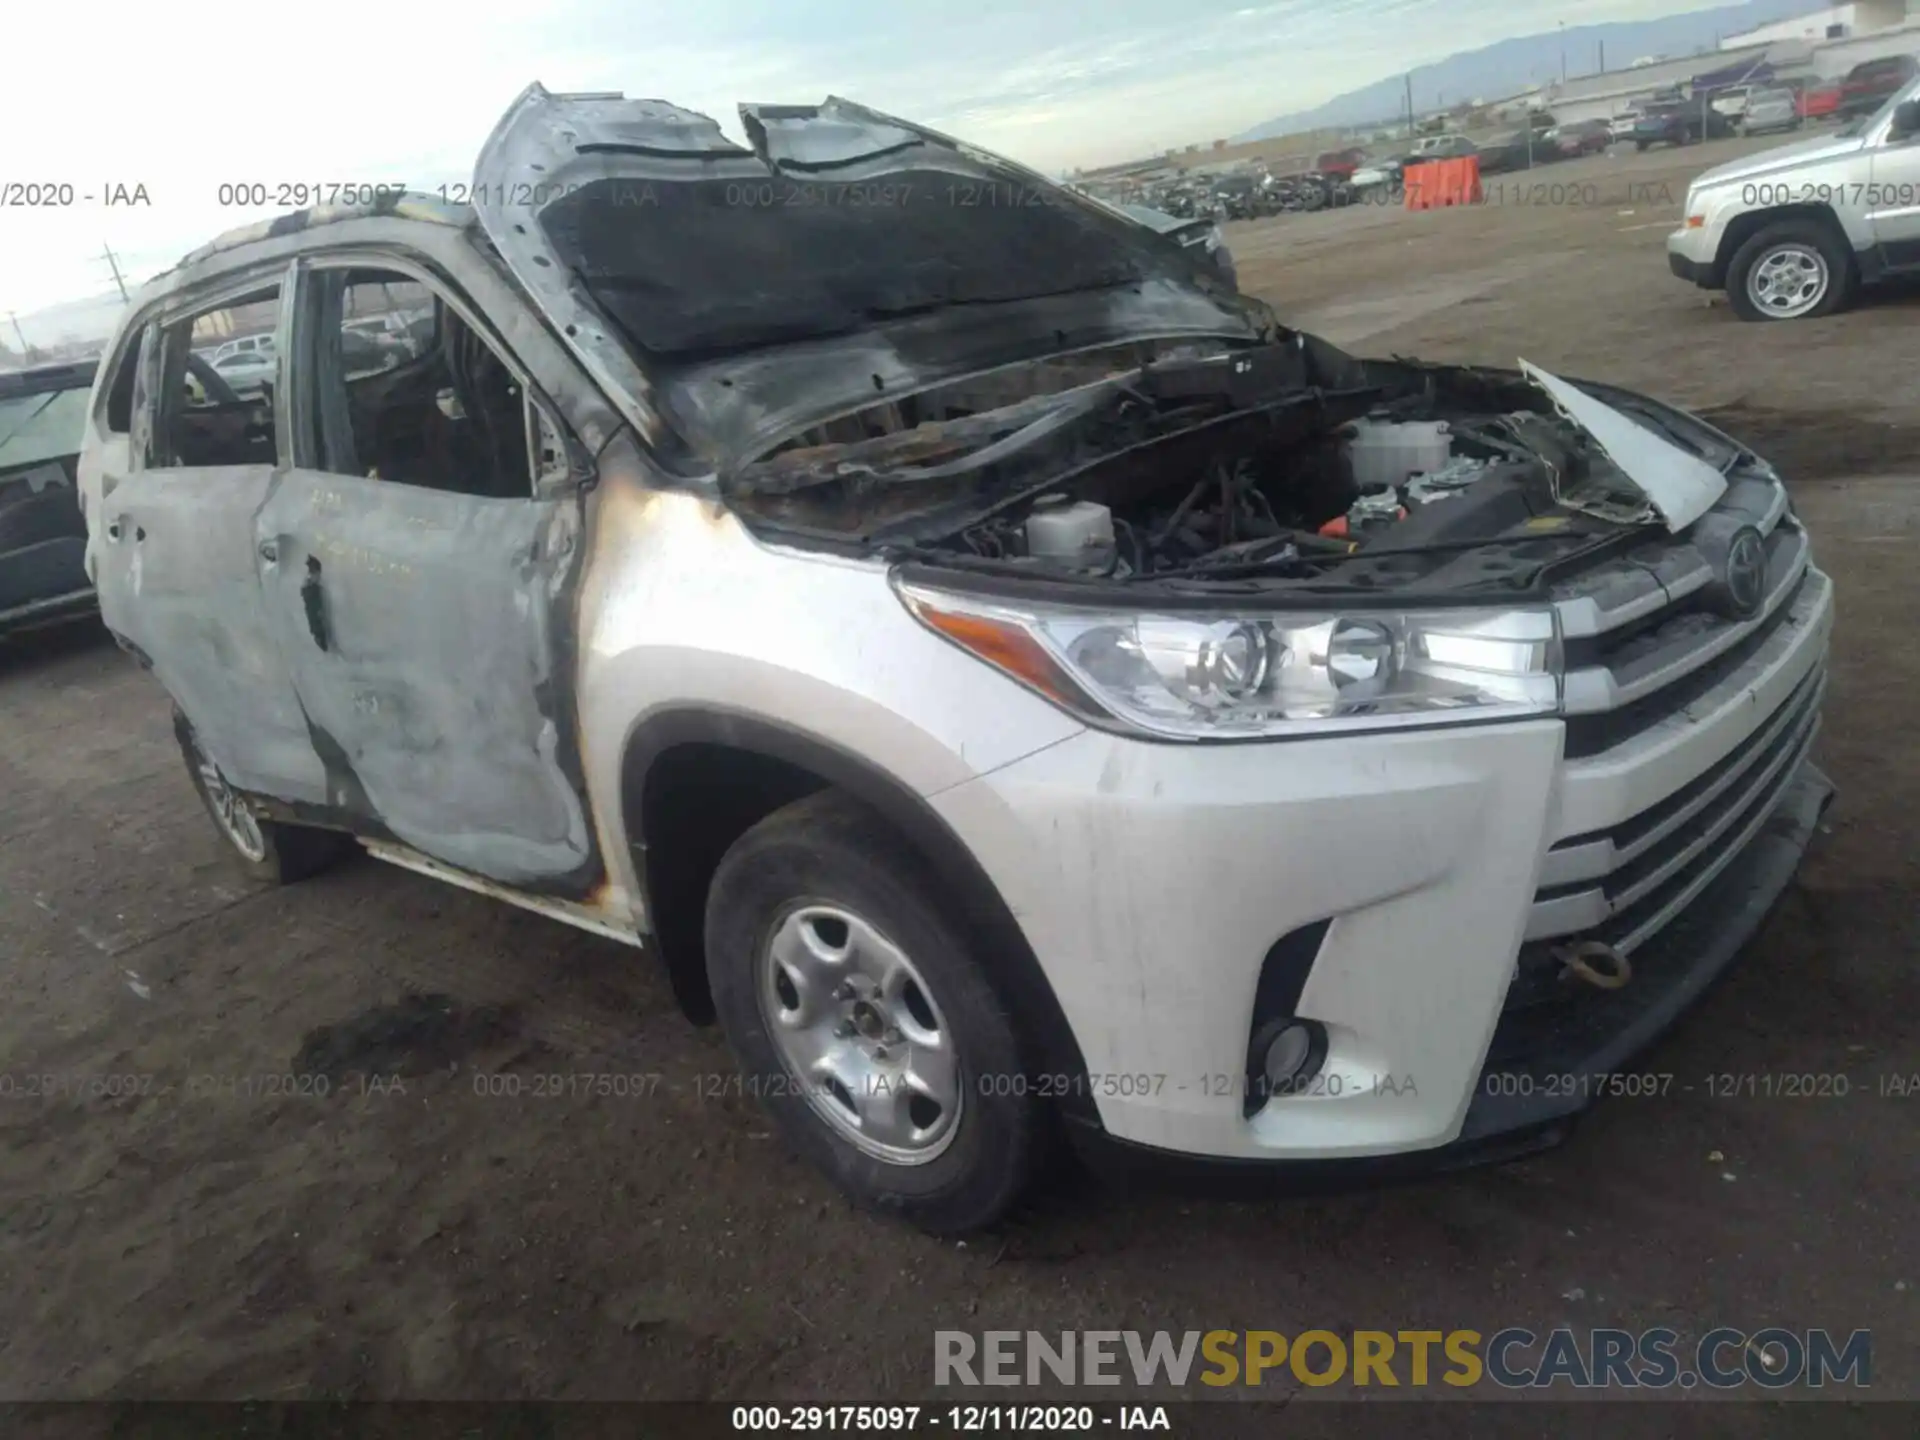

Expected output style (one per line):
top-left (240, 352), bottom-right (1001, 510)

top-left (99, 243), bottom-right (129, 301)
top-left (1599, 39), bottom-right (1606, 74)
top-left (7, 312), bottom-right (28, 353)
top-left (1405, 72), bottom-right (1415, 139)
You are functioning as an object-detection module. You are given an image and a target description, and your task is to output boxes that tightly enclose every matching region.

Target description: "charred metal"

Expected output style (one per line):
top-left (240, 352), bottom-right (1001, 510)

top-left (725, 341), bottom-right (1755, 603)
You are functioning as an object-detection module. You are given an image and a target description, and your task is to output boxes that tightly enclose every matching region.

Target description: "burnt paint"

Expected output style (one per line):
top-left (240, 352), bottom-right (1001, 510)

top-left (96, 211), bottom-right (623, 906)
top-left (470, 85), bottom-right (1273, 478)
top-left (253, 469), bottom-right (603, 899)
top-left (93, 461), bottom-right (333, 804)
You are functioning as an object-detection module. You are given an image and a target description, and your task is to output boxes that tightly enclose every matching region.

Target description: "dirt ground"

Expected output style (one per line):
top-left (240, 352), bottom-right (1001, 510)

top-left (2, 134), bottom-right (1917, 1420)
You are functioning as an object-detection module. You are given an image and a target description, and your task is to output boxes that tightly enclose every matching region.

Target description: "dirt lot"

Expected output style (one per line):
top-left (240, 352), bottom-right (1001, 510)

top-left (2, 134), bottom-right (1916, 1421)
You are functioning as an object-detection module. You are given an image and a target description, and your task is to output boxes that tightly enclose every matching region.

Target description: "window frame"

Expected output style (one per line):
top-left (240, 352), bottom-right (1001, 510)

top-left (136, 261), bottom-right (299, 473)
top-left (287, 247), bottom-right (579, 500)
top-left (97, 319), bottom-right (148, 436)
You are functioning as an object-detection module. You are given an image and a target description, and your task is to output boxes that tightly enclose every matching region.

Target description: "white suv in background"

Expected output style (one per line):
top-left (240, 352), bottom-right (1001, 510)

top-left (210, 332), bottom-right (276, 364)
top-left (1668, 76), bottom-right (1920, 319)
top-left (79, 86), bottom-right (1834, 1231)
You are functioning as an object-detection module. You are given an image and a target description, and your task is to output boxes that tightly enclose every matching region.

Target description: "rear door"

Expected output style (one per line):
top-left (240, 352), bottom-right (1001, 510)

top-left (254, 255), bottom-right (597, 891)
top-left (90, 271), bottom-right (331, 803)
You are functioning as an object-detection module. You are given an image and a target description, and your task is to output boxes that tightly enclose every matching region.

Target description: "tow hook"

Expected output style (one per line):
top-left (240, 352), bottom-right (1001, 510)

top-left (1554, 940), bottom-right (1634, 991)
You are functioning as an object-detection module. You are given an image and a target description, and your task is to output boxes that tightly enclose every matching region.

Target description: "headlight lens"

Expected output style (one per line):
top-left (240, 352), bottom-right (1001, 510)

top-left (898, 581), bottom-right (1562, 740)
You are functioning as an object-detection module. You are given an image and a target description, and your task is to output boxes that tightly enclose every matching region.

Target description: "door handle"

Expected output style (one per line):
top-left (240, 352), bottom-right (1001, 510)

top-left (258, 539), bottom-right (279, 563)
top-left (300, 555), bottom-right (331, 652)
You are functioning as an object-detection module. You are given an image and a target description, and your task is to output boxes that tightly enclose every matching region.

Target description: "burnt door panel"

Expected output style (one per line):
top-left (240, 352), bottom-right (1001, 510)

top-left (253, 470), bottom-right (596, 890)
top-left (92, 464), bottom-right (329, 802)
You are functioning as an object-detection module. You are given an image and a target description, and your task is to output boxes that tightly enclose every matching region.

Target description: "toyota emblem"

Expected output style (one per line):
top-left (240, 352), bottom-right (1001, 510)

top-left (1721, 527), bottom-right (1766, 620)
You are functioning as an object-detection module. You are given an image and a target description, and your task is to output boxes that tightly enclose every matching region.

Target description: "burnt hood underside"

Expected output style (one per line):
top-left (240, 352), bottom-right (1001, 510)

top-left (473, 85), bottom-right (1265, 470)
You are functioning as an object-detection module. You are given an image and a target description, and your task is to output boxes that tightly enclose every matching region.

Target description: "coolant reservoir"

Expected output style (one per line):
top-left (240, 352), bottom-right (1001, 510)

top-left (1344, 419), bottom-right (1452, 492)
top-left (1025, 495), bottom-right (1116, 570)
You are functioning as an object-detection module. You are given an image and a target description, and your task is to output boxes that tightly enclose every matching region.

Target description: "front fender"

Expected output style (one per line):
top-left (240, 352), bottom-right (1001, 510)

top-left (570, 441), bottom-right (1085, 918)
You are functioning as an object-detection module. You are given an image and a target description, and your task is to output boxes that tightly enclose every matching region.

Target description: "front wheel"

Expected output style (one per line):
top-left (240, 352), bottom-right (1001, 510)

top-left (1725, 220), bottom-right (1854, 322)
top-left (704, 791), bottom-right (1040, 1233)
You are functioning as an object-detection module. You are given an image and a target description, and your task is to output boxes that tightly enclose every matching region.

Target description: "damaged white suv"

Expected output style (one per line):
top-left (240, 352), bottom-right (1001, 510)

top-left (78, 86), bottom-right (1834, 1232)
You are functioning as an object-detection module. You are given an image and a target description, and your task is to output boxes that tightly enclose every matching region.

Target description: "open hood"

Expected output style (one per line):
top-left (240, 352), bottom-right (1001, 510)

top-left (472, 84), bottom-right (1268, 471)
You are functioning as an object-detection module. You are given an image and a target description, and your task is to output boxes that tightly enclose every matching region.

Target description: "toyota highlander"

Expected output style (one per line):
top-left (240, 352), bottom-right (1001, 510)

top-left (77, 85), bottom-right (1834, 1231)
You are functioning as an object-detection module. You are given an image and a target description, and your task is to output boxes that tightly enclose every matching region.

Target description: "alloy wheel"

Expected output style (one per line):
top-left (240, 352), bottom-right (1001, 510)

top-left (191, 737), bottom-right (267, 861)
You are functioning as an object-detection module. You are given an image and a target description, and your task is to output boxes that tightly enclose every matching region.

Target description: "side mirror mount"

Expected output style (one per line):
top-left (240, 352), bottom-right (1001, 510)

top-left (1892, 99), bottom-right (1920, 140)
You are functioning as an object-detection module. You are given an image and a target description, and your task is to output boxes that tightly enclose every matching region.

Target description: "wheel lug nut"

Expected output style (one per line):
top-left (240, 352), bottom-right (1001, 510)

top-left (874, 1045), bottom-right (889, 1061)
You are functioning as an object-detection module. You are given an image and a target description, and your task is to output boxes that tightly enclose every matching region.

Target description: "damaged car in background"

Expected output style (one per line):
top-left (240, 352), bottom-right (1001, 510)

top-left (1, 360), bottom-right (99, 636)
top-left (1105, 201), bottom-right (1239, 291)
top-left (80, 85), bottom-right (1834, 1232)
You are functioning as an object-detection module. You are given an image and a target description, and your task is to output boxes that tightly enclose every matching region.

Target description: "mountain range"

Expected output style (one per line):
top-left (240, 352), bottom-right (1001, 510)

top-left (1238, 0), bottom-right (1821, 137)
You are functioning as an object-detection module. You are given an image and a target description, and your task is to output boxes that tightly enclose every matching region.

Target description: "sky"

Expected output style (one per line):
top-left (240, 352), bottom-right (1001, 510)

top-left (0, 0), bottom-right (1733, 325)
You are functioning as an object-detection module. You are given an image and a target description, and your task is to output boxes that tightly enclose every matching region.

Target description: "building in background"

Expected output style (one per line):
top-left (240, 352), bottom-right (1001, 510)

top-left (1722, 1), bottom-right (1915, 48)
top-left (1535, 13), bottom-right (1920, 127)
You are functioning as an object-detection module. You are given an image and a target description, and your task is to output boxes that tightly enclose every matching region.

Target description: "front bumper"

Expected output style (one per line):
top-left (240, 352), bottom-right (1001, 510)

top-left (1668, 249), bottom-right (1716, 286)
top-left (931, 566), bottom-right (1834, 1165)
top-left (1666, 214), bottom-right (1723, 288)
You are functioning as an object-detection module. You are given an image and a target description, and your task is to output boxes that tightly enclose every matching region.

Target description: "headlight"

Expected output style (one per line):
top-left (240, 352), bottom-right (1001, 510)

top-left (897, 581), bottom-right (1562, 740)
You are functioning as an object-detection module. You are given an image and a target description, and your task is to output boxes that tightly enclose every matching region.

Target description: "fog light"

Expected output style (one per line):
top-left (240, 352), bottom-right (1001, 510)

top-left (1248, 1017), bottom-right (1327, 1105)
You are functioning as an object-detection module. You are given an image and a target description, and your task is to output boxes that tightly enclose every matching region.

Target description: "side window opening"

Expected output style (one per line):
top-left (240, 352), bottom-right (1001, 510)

top-left (299, 266), bottom-right (531, 498)
top-left (151, 283), bottom-right (283, 469)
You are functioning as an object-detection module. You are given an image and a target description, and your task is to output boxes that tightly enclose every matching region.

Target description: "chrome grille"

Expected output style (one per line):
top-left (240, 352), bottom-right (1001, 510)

top-left (1526, 473), bottom-right (1828, 962)
top-left (1528, 663), bottom-right (1823, 949)
top-left (1561, 517), bottom-right (1809, 742)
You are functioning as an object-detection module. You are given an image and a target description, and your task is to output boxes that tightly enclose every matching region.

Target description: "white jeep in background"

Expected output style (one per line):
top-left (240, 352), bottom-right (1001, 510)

top-left (1667, 74), bottom-right (1920, 320)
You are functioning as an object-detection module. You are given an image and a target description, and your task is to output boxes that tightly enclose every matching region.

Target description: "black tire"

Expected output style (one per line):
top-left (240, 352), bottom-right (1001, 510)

top-left (704, 790), bottom-right (1039, 1234)
top-left (1725, 219), bottom-right (1855, 323)
top-left (1635, 141), bottom-right (1649, 152)
top-left (174, 709), bottom-right (351, 883)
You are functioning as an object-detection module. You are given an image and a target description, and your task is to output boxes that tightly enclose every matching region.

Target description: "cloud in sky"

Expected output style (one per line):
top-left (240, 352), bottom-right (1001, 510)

top-left (2, 0), bottom-right (1716, 317)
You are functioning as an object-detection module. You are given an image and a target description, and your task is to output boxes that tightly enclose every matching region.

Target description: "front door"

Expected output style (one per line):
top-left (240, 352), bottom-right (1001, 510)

top-left (92, 277), bottom-right (329, 804)
top-left (254, 259), bottom-right (596, 892)
top-left (1867, 87), bottom-right (1920, 267)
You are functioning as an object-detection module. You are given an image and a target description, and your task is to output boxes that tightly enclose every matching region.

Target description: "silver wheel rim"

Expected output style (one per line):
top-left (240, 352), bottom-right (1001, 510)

top-left (757, 903), bottom-right (962, 1165)
top-left (1747, 244), bottom-right (1829, 318)
top-left (192, 741), bottom-right (267, 862)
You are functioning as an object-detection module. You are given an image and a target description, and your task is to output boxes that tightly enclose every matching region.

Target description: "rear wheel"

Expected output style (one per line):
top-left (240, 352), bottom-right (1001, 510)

top-left (703, 791), bottom-right (1039, 1233)
top-left (1726, 220), bottom-right (1854, 322)
top-left (174, 710), bottom-right (350, 883)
